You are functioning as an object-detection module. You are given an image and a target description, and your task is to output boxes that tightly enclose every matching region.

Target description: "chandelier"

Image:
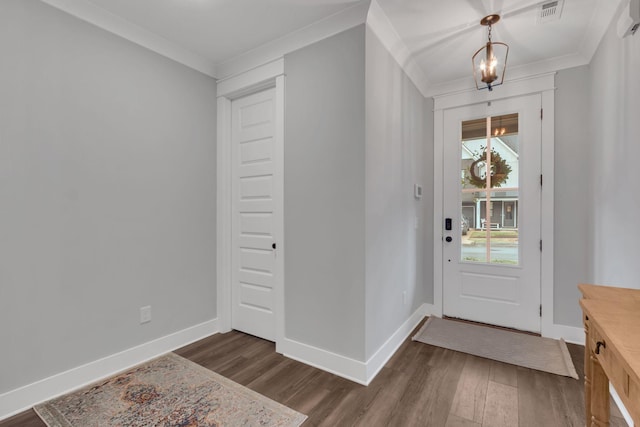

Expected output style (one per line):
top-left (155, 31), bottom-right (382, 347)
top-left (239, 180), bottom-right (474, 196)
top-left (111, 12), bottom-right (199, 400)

top-left (472, 14), bottom-right (509, 91)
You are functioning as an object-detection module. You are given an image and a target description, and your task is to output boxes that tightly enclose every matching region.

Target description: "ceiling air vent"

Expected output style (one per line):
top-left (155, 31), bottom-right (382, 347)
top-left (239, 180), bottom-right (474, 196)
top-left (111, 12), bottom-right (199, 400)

top-left (537, 0), bottom-right (564, 24)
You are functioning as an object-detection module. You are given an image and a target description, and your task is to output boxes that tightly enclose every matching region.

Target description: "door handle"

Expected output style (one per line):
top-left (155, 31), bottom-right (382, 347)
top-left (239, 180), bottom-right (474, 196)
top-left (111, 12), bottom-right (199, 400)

top-left (272, 243), bottom-right (276, 250)
top-left (445, 236), bottom-right (453, 243)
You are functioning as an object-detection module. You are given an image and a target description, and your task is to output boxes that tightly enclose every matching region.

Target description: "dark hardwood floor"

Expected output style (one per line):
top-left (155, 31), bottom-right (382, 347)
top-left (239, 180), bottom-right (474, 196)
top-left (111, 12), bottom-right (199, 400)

top-left (0, 319), bottom-right (627, 426)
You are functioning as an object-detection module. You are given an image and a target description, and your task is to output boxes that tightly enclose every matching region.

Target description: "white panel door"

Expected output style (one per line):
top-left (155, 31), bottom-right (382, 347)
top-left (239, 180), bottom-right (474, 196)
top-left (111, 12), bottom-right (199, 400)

top-left (231, 88), bottom-right (278, 341)
top-left (442, 94), bottom-right (541, 332)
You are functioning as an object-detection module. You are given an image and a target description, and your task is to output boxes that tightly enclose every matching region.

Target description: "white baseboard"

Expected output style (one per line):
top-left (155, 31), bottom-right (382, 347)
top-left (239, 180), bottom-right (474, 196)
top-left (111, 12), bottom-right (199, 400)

top-left (2, 310), bottom-right (585, 422)
top-left (364, 304), bottom-right (430, 383)
top-left (281, 304), bottom-right (430, 386)
top-left (611, 383), bottom-right (634, 427)
top-left (543, 323), bottom-right (585, 345)
top-left (0, 319), bottom-right (219, 421)
top-left (279, 338), bottom-right (368, 385)
top-left (420, 302), bottom-right (439, 317)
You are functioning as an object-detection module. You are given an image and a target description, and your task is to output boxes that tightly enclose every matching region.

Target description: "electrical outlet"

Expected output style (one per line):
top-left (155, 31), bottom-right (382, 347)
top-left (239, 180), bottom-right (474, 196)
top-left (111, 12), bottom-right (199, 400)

top-left (140, 306), bottom-right (151, 324)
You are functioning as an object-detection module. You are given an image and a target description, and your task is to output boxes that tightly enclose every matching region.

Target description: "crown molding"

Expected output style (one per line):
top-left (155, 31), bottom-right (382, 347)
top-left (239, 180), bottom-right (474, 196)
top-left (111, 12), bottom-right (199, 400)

top-left (426, 51), bottom-right (586, 98)
top-left (40, 0), bottom-right (621, 97)
top-left (365, 0), bottom-right (431, 97)
top-left (367, 0), bottom-right (625, 100)
top-left (39, 0), bottom-right (217, 77)
top-left (215, 1), bottom-right (371, 80)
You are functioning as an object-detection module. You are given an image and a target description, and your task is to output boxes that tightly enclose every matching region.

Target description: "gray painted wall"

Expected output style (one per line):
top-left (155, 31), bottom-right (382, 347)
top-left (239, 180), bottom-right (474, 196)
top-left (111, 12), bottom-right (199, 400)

top-left (364, 27), bottom-right (431, 358)
top-left (284, 26), bottom-right (367, 361)
top-left (553, 66), bottom-right (591, 327)
top-left (0, 0), bottom-right (217, 394)
top-left (6, 0), bottom-right (624, 395)
top-left (553, 15), bottom-right (640, 327)
top-left (587, 14), bottom-right (640, 289)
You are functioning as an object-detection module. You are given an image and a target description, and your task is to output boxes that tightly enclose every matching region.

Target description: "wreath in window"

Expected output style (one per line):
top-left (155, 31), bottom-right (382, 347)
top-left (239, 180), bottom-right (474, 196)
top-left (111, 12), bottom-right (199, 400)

top-left (467, 147), bottom-right (512, 188)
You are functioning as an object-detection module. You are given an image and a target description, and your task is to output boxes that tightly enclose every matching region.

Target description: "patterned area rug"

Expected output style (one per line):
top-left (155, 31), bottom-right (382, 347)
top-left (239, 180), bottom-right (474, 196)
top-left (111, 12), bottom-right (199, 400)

top-left (34, 353), bottom-right (307, 427)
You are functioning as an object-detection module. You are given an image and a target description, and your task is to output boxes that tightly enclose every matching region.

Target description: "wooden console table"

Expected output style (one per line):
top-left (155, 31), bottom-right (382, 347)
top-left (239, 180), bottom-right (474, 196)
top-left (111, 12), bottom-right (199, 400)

top-left (579, 283), bottom-right (640, 426)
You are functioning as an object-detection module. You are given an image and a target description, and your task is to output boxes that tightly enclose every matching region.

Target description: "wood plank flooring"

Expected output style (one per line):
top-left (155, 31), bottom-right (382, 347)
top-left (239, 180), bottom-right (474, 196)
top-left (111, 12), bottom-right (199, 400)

top-left (0, 319), bottom-right (628, 427)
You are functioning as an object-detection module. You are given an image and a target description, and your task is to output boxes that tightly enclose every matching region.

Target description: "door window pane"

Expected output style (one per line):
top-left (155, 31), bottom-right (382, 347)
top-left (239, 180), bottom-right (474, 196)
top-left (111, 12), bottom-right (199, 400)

top-left (460, 114), bottom-right (519, 265)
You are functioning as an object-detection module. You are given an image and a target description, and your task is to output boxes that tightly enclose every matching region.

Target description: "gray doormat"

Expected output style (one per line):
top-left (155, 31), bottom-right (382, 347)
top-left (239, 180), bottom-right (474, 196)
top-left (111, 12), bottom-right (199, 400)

top-left (412, 317), bottom-right (579, 379)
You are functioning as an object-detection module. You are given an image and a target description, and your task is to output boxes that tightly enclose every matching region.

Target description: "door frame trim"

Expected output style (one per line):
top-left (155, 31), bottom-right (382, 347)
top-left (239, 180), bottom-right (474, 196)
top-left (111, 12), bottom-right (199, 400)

top-left (432, 73), bottom-right (556, 337)
top-left (216, 58), bottom-right (285, 351)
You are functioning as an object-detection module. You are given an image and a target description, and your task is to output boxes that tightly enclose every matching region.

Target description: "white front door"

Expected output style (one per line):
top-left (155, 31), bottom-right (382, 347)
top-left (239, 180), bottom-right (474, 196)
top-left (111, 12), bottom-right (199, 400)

top-left (231, 88), bottom-right (278, 341)
top-left (442, 94), bottom-right (541, 332)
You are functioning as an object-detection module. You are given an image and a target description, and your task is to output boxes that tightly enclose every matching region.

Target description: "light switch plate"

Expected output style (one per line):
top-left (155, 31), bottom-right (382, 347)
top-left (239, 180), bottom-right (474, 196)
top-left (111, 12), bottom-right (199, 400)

top-left (414, 184), bottom-right (422, 199)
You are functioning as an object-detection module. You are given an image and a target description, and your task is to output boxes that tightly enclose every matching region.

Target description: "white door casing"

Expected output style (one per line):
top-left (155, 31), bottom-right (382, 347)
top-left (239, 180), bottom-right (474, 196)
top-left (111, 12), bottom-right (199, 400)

top-left (217, 59), bottom-right (285, 349)
top-left (442, 94), bottom-right (541, 333)
top-left (432, 73), bottom-right (556, 338)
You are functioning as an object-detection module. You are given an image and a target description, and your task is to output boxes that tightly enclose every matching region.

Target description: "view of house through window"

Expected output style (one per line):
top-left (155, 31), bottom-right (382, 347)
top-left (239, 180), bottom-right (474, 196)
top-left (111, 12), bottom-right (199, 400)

top-left (460, 113), bottom-right (519, 265)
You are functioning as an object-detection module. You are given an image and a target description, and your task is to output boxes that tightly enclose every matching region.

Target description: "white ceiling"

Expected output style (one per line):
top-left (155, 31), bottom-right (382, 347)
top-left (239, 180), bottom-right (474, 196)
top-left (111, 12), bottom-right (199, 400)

top-left (83, 0), bottom-right (365, 64)
top-left (375, 0), bottom-right (622, 93)
top-left (41, 0), bottom-right (623, 94)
